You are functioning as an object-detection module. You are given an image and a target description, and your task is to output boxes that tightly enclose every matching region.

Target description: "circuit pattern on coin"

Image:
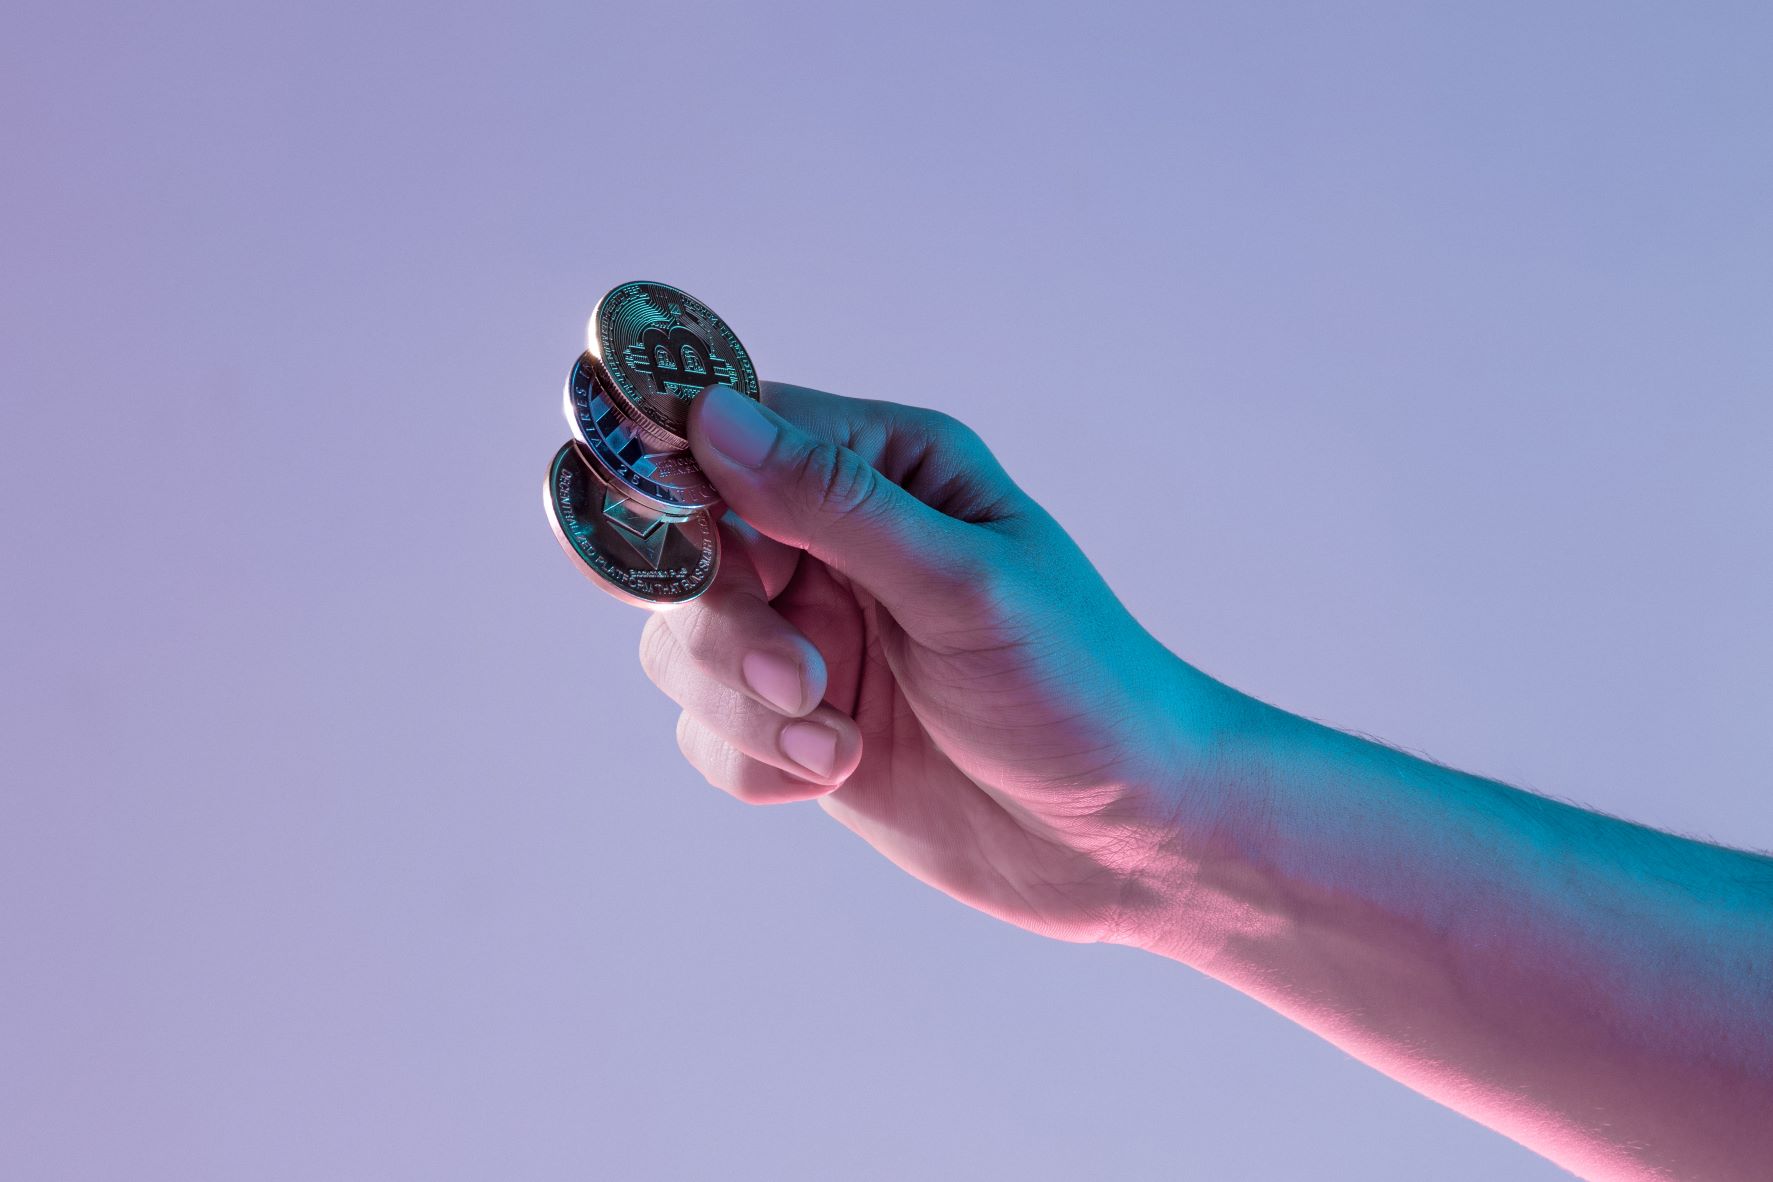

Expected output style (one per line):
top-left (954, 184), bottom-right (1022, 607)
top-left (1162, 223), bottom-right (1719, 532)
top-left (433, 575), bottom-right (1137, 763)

top-left (544, 440), bottom-right (718, 607)
top-left (591, 281), bottom-right (760, 447)
top-left (564, 353), bottom-right (722, 514)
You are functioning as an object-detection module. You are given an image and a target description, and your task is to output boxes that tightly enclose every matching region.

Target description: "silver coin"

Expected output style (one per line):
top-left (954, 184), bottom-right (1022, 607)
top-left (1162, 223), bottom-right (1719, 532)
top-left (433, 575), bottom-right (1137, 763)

top-left (563, 352), bottom-right (722, 515)
top-left (544, 439), bottom-right (719, 608)
top-left (588, 280), bottom-right (760, 449)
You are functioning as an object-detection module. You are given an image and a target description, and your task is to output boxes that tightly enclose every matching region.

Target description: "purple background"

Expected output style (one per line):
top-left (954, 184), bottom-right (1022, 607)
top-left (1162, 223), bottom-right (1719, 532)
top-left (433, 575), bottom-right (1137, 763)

top-left (5, 3), bottom-right (1770, 1178)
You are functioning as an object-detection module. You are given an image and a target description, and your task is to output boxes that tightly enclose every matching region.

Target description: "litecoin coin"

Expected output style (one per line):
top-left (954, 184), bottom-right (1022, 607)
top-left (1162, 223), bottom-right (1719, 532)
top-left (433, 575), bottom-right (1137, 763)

top-left (589, 280), bottom-right (760, 449)
top-left (544, 439), bottom-right (719, 608)
top-left (564, 352), bottom-right (723, 515)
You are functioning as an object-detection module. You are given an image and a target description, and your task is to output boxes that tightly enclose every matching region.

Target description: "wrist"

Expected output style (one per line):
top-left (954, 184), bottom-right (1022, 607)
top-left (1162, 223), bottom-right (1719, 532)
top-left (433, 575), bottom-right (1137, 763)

top-left (1104, 653), bottom-right (1303, 968)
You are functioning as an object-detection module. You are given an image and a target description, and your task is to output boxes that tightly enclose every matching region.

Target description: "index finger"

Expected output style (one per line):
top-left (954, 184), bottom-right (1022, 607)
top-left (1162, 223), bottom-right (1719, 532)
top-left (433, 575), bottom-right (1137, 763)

top-left (759, 381), bottom-right (1027, 526)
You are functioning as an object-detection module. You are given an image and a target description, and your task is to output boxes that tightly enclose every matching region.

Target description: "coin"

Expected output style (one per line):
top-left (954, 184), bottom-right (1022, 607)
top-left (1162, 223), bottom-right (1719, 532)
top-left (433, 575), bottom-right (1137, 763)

top-left (589, 280), bottom-right (760, 449)
top-left (544, 439), bottom-right (719, 608)
top-left (564, 352), bottom-right (723, 515)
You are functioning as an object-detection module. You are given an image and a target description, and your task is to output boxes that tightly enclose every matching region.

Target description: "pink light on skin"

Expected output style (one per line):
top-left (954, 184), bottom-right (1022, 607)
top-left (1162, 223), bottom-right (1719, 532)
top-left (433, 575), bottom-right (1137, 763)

top-left (646, 380), bottom-right (1773, 1181)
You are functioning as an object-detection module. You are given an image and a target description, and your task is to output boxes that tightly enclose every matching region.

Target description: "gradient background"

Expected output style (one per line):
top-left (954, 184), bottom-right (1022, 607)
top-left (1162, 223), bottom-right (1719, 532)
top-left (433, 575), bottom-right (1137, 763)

top-left (5, 3), bottom-right (1770, 1179)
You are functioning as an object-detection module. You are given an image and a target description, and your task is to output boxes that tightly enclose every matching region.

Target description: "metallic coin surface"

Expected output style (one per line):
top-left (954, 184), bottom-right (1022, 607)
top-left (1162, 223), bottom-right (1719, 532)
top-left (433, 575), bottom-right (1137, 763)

top-left (564, 353), bottom-right (722, 514)
top-left (544, 439), bottom-right (719, 608)
top-left (589, 280), bottom-right (760, 448)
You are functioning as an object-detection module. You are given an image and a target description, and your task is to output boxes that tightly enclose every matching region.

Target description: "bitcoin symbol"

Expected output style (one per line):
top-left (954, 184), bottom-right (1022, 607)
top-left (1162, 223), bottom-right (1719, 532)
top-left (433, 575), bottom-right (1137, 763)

top-left (626, 324), bottom-right (719, 402)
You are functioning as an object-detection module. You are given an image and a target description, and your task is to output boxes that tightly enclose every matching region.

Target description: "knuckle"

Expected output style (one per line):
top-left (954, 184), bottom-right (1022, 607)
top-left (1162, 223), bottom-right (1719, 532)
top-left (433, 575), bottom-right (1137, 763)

top-left (672, 601), bottom-right (722, 662)
top-left (912, 406), bottom-right (989, 464)
top-left (674, 713), bottom-right (769, 804)
top-left (726, 772), bottom-right (774, 806)
top-left (796, 441), bottom-right (881, 523)
top-left (918, 406), bottom-right (979, 448)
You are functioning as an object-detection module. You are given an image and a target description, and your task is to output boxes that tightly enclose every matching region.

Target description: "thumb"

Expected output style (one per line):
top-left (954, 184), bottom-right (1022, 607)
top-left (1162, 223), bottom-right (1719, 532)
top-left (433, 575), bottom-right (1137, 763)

top-left (688, 384), bottom-right (977, 611)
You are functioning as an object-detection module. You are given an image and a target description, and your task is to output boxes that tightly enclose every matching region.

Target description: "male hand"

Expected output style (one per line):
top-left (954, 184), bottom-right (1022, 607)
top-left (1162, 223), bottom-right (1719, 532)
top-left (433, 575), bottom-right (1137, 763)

top-left (638, 382), bottom-right (1231, 945)
top-left (635, 381), bottom-right (1773, 1182)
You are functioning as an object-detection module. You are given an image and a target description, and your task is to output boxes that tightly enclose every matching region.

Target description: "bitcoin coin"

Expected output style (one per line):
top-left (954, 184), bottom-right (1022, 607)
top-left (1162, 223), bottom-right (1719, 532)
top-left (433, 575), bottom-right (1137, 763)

top-left (544, 439), bottom-right (719, 608)
top-left (589, 280), bottom-right (760, 449)
top-left (564, 352), bottom-right (723, 515)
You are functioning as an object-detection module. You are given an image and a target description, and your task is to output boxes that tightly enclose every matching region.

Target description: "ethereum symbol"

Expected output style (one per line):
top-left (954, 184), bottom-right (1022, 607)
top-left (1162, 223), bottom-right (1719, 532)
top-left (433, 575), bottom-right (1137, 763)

top-left (601, 488), bottom-right (672, 570)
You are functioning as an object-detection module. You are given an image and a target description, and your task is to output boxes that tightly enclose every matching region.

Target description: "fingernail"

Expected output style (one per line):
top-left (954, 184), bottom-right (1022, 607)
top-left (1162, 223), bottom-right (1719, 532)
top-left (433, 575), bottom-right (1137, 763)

top-left (780, 720), bottom-right (840, 781)
top-left (742, 651), bottom-right (803, 715)
top-left (698, 384), bottom-right (777, 467)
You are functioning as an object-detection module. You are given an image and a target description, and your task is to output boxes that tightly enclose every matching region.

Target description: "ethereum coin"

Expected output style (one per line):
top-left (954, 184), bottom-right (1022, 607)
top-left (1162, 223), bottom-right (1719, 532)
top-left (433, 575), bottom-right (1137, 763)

top-left (544, 439), bottom-right (719, 608)
top-left (588, 280), bottom-right (760, 449)
top-left (564, 352), bottom-right (722, 515)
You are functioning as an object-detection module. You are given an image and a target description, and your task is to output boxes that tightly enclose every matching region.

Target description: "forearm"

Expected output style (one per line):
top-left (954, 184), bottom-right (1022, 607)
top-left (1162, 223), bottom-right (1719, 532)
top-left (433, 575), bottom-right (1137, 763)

top-left (1129, 664), bottom-right (1773, 1180)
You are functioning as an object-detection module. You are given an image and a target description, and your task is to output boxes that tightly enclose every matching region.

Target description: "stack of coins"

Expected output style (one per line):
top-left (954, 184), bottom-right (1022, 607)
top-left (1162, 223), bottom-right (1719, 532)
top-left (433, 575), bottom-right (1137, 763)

top-left (543, 281), bottom-right (761, 608)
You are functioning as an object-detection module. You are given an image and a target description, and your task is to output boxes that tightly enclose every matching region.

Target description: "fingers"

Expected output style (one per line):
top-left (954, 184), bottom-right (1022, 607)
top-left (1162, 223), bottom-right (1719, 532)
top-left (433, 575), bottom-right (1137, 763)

top-left (757, 382), bottom-right (1023, 527)
top-left (687, 382), bottom-right (1016, 617)
top-left (646, 607), bottom-right (862, 803)
top-left (720, 511), bottom-right (801, 601)
top-left (643, 611), bottom-right (859, 778)
top-left (675, 714), bottom-right (828, 804)
top-left (647, 520), bottom-right (825, 716)
top-left (673, 701), bottom-right (861, 803)
top-left (638, 513), bottom-right (864, 804)
top-left (638, 528), bottom-right (864, 795)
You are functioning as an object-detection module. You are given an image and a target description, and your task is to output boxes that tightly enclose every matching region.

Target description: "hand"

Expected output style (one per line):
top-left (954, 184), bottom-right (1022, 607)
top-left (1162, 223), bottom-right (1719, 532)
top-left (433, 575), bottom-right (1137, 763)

top-left (635, 386), bottom-right (1773, 1182)
top-left (638, 382), bottom-right (1237, 944)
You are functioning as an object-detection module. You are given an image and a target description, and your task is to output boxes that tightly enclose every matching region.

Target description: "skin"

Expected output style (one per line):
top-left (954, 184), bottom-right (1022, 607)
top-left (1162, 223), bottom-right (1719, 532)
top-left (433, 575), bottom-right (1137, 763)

top-left (636, 381), bottom-right (1773, 1181)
